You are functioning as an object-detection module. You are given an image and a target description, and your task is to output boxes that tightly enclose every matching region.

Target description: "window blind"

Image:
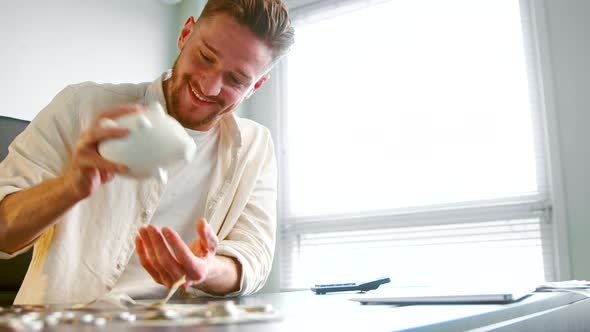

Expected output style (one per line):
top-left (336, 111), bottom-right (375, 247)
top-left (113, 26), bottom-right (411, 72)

top-left (282, 217), bottom-right (554, 289)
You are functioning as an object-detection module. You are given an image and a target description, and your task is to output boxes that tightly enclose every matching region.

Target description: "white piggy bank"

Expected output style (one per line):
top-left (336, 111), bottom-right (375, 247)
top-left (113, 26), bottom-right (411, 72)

top-left (98, 103), bottom-right (196, 183)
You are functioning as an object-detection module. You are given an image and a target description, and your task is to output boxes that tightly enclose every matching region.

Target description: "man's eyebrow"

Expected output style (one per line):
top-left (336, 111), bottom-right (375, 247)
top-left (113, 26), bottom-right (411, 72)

top-left (203, 40), bottom-right (253, 83)
top-left (203, 40), bottom-right (220, 57)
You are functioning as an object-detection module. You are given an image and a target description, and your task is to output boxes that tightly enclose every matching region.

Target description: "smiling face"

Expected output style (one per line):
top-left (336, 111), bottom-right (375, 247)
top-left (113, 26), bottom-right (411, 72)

top-left (164, 13), bottom-right (273, 131)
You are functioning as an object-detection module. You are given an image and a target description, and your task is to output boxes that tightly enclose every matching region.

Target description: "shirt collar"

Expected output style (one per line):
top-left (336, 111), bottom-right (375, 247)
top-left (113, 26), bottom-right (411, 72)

top-left (145, 71), bottom-right (169, 111)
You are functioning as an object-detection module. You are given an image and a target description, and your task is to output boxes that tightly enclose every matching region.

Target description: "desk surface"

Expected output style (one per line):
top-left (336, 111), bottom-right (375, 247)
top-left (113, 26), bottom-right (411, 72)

top-left (5, 290), bottom-right (589, 332)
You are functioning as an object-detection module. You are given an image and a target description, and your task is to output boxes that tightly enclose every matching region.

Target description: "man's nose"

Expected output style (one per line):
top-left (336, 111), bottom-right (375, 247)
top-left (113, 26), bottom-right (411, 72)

top-left (199, 72), bottom-right (222, 97)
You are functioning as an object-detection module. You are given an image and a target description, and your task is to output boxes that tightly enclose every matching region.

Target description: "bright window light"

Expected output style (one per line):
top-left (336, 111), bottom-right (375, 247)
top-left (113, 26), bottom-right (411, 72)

top-left (281, 0), bottom-right (552, 289)
top-left (286, 0), bottom-right (538, 217)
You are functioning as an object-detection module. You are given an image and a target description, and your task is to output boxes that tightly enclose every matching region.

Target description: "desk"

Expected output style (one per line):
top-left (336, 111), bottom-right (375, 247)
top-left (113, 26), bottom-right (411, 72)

top-left (7, 291), bottom-right (590, 331)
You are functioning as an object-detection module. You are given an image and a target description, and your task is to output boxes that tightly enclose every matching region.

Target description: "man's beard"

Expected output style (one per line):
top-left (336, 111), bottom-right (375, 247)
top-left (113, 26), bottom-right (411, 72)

top-left (166, 58), bottom-right (224, 130)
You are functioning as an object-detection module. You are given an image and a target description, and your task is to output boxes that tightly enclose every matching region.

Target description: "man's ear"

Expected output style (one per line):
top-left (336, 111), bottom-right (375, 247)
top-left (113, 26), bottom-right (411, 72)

top-left (246, 74), bottom-right (270, 99)
top-left (177, 16), bottom-right (196, 50)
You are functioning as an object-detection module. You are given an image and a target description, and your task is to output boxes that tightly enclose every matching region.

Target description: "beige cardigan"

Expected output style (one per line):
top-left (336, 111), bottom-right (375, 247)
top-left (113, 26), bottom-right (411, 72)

top-left (0, 74), bottom-right (277, 304)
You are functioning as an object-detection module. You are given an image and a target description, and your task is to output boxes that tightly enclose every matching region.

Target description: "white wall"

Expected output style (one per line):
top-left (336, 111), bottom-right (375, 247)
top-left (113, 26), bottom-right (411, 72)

top-left (171, 0), bottom-right (206, 62)
top-left (543, 0), bottom-right (590, 280)
top-left (0, 0), bottom-right (176, 120)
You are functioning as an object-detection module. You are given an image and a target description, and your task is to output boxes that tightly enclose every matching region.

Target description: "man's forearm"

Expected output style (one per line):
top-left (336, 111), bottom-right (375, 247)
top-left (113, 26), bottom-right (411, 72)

top-left (0, 176), bottom-right (82, 254)
top-left (195, 255), bottom-right (242, 296)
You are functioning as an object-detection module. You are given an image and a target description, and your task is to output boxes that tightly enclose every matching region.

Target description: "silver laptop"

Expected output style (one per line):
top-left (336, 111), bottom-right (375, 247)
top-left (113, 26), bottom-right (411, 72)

top-left (349, 286), bottom-right (534, 305)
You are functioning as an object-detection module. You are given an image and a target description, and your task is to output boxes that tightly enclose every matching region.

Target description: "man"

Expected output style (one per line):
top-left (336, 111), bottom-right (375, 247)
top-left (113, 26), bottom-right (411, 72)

top-left (0, 0), bottom-right (294, 304)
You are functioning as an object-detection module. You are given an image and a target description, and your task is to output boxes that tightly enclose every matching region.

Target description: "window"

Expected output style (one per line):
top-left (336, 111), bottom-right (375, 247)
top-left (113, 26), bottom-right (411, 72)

top-left (279, 0), bottom-right (558, 289)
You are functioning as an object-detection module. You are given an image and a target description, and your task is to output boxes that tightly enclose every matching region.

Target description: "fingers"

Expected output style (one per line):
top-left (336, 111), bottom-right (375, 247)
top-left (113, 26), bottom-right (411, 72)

top-left (78, 125), bottom-right (130, 148)
top-left (76, 103), bottom-right (145, 164)
top-left (74, 109), bottom-right (134, 171)
top-left (139, 225), bottom-right (185, 288)
top-left (74, 144), bottom-right (127, 177)
top-left (196, 218), bottom-right (218, 256)
top-left (99, 169), bottom-right (116, 184)
top-left (136, 223), bottom-right (216, 289)
top-left (162, 227), bottom-right (205, 282)
top-left (135, 235), bottom-right (163, 284)
top-left (64, 104), bottom-right (144, 200)
top-left (140, 226), bottom-right (177, 286)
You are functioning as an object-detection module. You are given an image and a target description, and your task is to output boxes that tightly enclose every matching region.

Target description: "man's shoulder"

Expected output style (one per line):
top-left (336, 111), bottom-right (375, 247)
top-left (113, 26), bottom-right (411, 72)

top-left (235, 117), bottom-right (270, 134)
top-left (232, 117), bottom-right (274, 150)
top-left (67, 81), bottom-right (151, 99)
top-left (235, 117), bottom-right (273, 141)
top-left (55, 81), bottom-right (152, 125)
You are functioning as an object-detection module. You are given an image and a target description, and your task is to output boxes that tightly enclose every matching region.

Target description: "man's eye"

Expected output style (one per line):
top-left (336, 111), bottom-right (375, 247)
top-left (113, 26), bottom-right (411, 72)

top-left (229, 75), bottom-right (244, 86)
top-left (200, 51), bottom-right (213, 63)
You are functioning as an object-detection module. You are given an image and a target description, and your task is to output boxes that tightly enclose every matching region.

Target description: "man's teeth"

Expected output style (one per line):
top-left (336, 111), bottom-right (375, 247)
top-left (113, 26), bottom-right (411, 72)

top-left (190, 85), bottom-right (209, 102)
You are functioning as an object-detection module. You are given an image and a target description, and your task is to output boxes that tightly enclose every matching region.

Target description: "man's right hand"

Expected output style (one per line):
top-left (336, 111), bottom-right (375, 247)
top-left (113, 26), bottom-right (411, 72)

top-left (63, 104), bottom-right (144, 200)
top-left (0, 104), bottom-right (145, 254)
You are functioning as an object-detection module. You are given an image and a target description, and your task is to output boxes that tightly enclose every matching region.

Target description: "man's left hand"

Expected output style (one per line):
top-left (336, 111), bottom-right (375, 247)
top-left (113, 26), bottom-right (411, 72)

top-left (135, 218), bottom-right (218, 289)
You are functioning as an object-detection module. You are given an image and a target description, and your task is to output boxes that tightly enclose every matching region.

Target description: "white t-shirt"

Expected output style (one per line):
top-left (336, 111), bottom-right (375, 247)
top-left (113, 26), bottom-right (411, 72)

top-left (110, 125), bottom-right (220, 299)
